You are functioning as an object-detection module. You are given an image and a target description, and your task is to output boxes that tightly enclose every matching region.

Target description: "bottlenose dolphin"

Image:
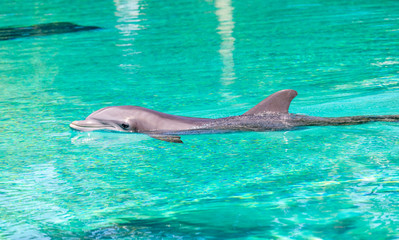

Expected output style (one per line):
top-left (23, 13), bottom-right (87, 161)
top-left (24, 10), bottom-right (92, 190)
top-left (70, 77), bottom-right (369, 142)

top-left (0, 22), bottom-right (101, 41)
top-left (70, 90), bottom-right (399, 143)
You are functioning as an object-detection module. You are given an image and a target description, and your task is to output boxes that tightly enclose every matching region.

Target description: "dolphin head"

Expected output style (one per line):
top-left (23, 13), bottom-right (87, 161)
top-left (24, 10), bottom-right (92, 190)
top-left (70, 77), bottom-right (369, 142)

top-left (70, 106), bottom-right (140, 132)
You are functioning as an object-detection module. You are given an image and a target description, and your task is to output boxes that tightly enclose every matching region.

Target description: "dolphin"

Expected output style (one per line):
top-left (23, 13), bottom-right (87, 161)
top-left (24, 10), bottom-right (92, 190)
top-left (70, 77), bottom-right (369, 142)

top-left (0, 22), bottom-right (101, 41)
top-left (70, 90), bottom-right (399, 143)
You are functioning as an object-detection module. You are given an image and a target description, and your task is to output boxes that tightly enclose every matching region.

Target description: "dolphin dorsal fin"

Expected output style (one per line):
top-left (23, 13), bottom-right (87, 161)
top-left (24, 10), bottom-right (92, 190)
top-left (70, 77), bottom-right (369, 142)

top-left (243, 89), bottom-right (298, 115)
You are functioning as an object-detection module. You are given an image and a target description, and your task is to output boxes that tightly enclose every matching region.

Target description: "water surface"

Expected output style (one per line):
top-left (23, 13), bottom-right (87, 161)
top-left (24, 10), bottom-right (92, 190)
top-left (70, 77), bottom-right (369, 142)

top-left (1, 0), bottom-right (399, 239)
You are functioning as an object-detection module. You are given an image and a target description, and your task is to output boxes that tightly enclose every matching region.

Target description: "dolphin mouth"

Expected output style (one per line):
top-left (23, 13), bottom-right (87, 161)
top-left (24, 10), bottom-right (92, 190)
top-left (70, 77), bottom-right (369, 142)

top-left (69, 120), bottom-right (117, 131)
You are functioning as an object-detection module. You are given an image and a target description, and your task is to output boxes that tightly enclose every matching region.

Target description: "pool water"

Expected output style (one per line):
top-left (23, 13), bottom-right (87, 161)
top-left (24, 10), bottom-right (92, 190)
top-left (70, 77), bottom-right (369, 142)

top-left (1, 0), bottom-right (399, 239)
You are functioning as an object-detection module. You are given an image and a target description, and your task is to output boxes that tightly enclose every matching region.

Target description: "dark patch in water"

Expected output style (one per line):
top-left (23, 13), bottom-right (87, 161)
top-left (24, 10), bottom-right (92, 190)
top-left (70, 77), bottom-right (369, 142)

top-left (42, 217), bottom-right (272, 239)
top-left (0, 22), bottom-right (102, 41)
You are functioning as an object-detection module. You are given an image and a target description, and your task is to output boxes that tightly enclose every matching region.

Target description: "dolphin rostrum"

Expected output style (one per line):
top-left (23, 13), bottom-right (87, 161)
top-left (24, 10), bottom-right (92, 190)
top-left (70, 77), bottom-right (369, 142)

top-left (70, 90), bottom-right (399, 143)
top-left (0, 22), bottom-right (101, 41)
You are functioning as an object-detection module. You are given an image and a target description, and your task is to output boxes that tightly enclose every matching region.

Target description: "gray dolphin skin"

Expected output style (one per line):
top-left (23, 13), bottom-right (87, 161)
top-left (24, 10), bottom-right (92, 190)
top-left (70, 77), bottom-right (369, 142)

top-left (70, 90), bottom-right (399, 143)
top-left (0, 22), bottom-right (101, 41)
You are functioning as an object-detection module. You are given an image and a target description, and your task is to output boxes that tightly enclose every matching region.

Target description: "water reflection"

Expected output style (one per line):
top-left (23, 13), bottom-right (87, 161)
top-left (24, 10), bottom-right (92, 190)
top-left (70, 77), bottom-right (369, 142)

top-left (114, 0), bottom-right (144, 38)
top-left (215, 0), bottom-right (236, 86)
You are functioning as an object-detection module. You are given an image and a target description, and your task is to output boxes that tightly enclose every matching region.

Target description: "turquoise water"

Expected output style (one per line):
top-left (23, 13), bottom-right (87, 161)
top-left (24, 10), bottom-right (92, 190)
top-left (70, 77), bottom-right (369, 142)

top-left (1, 0), bottom-right (399, 238)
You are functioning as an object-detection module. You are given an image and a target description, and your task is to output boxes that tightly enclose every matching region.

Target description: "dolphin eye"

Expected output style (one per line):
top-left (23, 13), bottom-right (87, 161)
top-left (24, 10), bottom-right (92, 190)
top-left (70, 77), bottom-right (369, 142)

top-left (121, 123), bottom-right (130, 129)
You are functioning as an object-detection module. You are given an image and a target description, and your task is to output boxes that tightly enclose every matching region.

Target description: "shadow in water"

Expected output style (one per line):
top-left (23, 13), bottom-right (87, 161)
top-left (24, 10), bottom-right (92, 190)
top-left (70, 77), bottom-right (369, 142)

top-left (0, 22), bottom-right (102, 41)
top-left (74, 217), bottom-right (272, 239)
